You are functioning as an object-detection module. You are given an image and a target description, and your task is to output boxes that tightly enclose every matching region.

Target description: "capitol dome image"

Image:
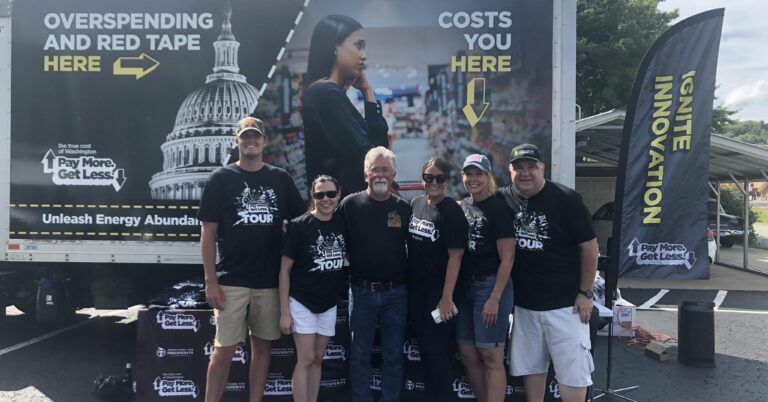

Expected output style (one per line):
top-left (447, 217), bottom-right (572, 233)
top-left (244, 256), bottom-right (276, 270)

top-left (149, 5), bottom-right (259, 200)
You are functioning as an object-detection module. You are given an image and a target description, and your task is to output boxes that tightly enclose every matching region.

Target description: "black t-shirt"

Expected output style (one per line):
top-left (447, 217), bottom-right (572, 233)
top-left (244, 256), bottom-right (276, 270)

top-left (407, 196), bottom-right (468, 281)
top-left (337, 191), bottom-right (411, 282)
top-left (498, 181), bottom-right (596, 311)
top-left (197, 163), bottom-right (306, 289)
top-left (282, 212), bottom-right (348, 313)
top-left (460, 196), bottom-right (515, 277)
top-left (302, 82), bottom-right (389, 194)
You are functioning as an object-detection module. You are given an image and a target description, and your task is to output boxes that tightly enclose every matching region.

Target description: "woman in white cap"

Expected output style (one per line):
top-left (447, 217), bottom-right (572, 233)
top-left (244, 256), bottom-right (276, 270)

top-left (455, 154), bottom-right (515, 402)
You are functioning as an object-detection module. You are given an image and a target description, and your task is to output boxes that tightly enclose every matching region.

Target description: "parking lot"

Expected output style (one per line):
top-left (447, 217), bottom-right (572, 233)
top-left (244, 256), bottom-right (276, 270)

top-left (0, 307), bottom-right (139, 402)
top-left (1, 264), bottom-right (767, 401)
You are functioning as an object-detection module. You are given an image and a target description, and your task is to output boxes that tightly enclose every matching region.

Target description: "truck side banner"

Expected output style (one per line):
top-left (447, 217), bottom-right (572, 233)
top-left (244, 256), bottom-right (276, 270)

top-left (611, 9), bottom-right (724, 281)
top-left (10, 0), bottom-right (552, 241)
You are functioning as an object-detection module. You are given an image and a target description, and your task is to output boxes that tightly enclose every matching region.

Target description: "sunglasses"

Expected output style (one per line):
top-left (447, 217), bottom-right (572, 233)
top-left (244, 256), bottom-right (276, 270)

top-left (311, 190), bottom-right (339, 200)
top-left (422, 173), bottom-right (448, 184)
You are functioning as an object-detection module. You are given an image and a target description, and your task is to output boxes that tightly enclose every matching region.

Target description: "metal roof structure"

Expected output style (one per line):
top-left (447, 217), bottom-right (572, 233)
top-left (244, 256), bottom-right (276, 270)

top-left (575, 109), bottom-right (768, 182)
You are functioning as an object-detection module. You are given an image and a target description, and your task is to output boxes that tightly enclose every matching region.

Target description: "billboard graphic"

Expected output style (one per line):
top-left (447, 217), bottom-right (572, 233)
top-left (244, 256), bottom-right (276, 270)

top-left (11, 0), bottom-right (304, 241)
top-left (612, 9), bottom-right (724, 280)
top-left (11, 0), bottom-right (553, 243)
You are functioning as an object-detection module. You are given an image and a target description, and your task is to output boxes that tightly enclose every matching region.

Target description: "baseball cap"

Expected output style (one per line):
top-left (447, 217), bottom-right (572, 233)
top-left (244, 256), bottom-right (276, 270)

top-left (461, 154), bottom-right (492, 173)
top-left (236, 116), bottom-right (265, 137)
top-left (509, 143), bottom-right (544, 164)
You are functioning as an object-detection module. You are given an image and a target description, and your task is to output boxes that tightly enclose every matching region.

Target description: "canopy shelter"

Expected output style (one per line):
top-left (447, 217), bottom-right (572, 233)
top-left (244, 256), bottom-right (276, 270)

top-left (575, 109), bottom-right (768, 273)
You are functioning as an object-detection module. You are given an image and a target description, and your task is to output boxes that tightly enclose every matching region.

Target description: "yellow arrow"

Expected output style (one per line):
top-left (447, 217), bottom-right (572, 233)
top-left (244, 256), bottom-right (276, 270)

top-left (462, 78), bottom-right (490, 127)
top-left (113, 53), bottom-right (160, 80)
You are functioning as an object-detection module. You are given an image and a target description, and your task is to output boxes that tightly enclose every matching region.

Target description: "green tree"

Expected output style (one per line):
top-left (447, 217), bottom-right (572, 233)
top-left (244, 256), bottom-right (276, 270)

top-left (718, 120), bottom-right (768, 145)
top-left (711, 104), bottom-right (738, 134)
top-left (577, 0), bottom-right (678, 117)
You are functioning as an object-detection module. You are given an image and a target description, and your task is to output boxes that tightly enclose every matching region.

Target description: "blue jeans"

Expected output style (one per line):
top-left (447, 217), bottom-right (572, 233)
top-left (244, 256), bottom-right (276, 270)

top-left (456, 274), bottom-right (514, 348)
top-left (350, 284), bottom-right (407, 402)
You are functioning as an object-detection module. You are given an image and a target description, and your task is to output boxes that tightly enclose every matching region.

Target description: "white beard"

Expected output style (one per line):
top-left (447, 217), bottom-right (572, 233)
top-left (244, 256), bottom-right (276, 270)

top-left (372, 180), bottom-right (389, 195)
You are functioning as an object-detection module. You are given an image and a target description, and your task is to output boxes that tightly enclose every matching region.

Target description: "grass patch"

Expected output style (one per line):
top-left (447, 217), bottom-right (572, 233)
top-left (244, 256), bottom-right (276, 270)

top-left (755, 206), bottom-right (768, 223)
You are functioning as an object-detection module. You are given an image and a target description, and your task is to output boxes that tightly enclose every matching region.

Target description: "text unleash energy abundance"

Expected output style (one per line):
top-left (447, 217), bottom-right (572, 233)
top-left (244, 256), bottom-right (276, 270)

top-left (41, 213), bottom-right (200, 227)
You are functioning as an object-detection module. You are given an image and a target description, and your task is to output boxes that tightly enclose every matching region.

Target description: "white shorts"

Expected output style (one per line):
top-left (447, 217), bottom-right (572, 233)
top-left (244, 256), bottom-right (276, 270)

top-left (510, 305), bottom-right (594, 387)
top-left (289, 297), bottom-right (337, 337)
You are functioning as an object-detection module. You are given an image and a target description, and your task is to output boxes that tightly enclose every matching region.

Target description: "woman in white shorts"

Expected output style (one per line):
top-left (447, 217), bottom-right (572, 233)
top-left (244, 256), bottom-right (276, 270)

top-left (279, 175), bottom-right (347, 402)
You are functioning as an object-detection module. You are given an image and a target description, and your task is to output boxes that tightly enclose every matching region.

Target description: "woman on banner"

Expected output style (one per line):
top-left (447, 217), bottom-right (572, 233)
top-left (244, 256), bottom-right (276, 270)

top-left (456, 154), bottom-right (516, 402)
top-left (279, 175), bottom-right (347, 402)
top-left (407, 156), bottom-right (468, 402)
top-left (302, 14), bottom-right (389, 195)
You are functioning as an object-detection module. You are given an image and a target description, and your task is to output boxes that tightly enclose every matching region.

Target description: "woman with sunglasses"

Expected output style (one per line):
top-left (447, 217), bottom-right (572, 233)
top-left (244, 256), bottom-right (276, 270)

top-left (279, 175), bottom-right (347, 402)
top-left (407, 157), bottom-right (468, 402)
top-left (456, 154), bottom-right (515, 402)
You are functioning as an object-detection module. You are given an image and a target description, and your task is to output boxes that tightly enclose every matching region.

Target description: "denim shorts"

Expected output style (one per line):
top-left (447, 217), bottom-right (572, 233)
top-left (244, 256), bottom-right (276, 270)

top-left (455, 274), bottom-right (514, 348)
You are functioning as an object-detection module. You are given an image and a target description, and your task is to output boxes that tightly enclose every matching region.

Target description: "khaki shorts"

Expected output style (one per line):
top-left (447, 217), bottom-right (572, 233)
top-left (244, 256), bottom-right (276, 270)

top-left (214, 286), bottom-right (281, 347)
top-left (510, 305), bottom-right (594, 387)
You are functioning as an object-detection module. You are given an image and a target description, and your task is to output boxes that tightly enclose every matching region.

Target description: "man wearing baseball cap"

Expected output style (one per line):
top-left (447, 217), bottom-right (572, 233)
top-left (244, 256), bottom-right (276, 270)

top-left (498, 144), bottom-right (599, 402)
top-left (198, 116), bottom-right (306, 402)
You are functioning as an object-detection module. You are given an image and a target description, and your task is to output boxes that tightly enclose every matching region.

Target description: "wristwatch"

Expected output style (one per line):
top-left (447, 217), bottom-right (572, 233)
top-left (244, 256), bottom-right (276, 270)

top-left (578, 289), bottom-right (594, 298)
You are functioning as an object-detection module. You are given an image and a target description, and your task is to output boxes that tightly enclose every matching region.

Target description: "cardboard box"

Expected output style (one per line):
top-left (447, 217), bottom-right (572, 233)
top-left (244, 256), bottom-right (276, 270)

top-left (645, 341), bottom-right (671, 362)
top-left (597, 299), bottom-right (636, 337)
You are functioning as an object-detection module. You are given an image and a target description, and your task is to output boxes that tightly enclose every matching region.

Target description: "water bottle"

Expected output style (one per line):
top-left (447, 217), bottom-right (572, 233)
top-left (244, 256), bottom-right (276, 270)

top-left (122, 362), bottom-right (135, 395)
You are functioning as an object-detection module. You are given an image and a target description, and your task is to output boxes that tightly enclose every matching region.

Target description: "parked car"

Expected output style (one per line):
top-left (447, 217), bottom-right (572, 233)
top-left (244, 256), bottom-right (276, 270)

top-left (707, 198), bottom-right (745, 248)
top-left (591, 201), bottom-right (717, 263)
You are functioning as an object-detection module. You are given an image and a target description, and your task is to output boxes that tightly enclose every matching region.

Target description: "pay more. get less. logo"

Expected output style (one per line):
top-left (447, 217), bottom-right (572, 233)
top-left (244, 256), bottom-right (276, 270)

top-left (155, 311), bottom-right (201, 332)
top-left (41, 149), bottom-right (126, 191)
top-left (153, 375), bottom-right (199, 399)
top-left (409, 216), bottom-right (440, 242)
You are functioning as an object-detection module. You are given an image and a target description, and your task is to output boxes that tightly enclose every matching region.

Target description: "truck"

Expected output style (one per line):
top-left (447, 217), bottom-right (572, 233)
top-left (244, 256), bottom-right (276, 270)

top-left (1, 0), bottom-right (570, 323)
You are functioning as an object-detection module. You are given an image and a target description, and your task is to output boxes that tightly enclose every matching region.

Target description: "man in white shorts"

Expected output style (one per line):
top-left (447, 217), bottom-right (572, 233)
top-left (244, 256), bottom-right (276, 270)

top-left (198, 117), bottom-right (306, 402)
top-left (498, 144), bottom-right (599, 402)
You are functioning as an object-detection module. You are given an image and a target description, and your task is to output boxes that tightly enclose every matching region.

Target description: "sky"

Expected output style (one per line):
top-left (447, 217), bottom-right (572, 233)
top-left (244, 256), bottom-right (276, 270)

top-left (658, 0), bottom-right (768, 122)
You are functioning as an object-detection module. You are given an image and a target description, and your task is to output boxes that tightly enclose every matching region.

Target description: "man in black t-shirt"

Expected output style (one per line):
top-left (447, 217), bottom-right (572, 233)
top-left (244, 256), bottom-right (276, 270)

top-left (499, 144), bottom-right (599, 402)
top-left (337, 146), bottom-right (411, 402)
top-left (198, 117), bottom-right (305, 402)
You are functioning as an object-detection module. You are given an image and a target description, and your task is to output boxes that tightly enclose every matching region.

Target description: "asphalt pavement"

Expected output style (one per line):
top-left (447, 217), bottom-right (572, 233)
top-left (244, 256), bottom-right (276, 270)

top-left (0, 307), bottom-right (138, 402)
top-left (2, 264), bottom-right (768, 402)
top-left (590, 264), bottom-right (768, 401)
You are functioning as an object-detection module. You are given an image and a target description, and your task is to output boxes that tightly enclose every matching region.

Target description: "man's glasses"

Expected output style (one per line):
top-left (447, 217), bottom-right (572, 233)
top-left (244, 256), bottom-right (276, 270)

top-left (311, 190), bottom-right (339, 200)
top-left (368, 167), bottom-right (393, 174)
top-left (422, 174), bottom-right (448, 184)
